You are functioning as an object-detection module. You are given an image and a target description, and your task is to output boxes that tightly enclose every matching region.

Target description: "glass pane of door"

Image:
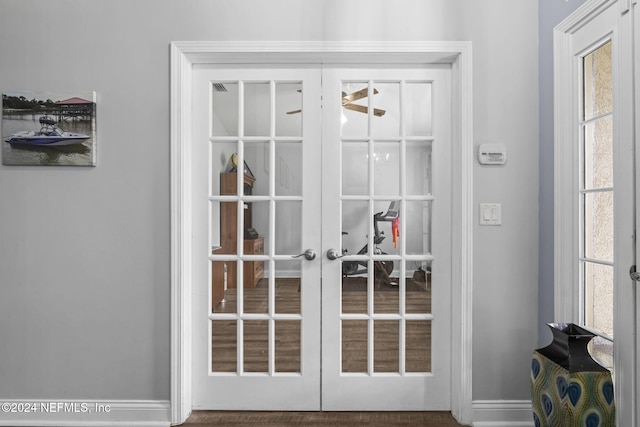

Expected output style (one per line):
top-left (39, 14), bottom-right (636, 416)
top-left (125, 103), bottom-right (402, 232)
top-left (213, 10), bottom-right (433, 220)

top-left (337, 79), bottom-right (434, 376)
top-left (210, 80), bottom-right (307, 374)
top-left (580, 41), bottom-right (614, 368)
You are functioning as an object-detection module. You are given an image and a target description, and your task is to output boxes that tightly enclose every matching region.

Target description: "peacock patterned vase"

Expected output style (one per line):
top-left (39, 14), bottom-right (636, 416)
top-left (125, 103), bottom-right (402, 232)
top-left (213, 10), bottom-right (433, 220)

top-left (530, 323), bottom-right (615, 427)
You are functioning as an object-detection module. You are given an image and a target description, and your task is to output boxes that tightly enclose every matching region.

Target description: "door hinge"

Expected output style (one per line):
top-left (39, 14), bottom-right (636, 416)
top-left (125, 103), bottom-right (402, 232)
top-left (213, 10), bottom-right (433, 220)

top-left (630, 265), bottom-right (640, 281)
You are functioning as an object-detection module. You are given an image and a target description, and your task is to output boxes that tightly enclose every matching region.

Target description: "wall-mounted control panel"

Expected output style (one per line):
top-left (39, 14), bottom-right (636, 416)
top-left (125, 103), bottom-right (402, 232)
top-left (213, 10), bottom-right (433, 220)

top-left (478, 143), bottom-right (507, 165)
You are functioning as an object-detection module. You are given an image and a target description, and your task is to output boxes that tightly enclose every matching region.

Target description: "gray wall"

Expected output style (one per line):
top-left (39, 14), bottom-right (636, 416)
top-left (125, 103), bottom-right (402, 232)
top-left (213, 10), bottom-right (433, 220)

top-left (0, 0), bottom-right (540, 406)
top-left (538, 0), bottom-right (587, 347)
top-left (463, 3), bottom-right (539, 400)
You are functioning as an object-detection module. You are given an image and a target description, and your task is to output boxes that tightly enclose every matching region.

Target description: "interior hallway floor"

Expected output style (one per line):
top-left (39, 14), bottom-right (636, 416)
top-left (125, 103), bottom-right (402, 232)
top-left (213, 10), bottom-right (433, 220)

top-left (183, 411), bottom-right (468, 426)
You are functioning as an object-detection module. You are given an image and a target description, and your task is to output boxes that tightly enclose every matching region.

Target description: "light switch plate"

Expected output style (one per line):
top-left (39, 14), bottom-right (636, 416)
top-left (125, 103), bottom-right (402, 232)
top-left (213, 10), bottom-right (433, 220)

top-left (480, 203), bottom-right (501, 226)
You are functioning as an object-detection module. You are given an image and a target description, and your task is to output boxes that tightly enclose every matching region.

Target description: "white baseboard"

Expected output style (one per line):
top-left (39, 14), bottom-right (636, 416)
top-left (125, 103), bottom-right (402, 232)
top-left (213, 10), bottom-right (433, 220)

top-left (472, 400), bottom-right (535, 427)
top-left (0, 400), bottom-right (170, 427)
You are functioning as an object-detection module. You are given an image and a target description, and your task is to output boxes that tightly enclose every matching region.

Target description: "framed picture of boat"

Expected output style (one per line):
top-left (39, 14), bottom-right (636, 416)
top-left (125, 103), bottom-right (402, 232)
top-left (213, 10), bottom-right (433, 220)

top-left (1, 90), bottom-right (97, 166)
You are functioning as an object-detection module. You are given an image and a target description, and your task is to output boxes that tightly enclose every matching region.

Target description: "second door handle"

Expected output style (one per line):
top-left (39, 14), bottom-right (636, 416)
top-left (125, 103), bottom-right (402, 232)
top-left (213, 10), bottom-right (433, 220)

top-left (326, 248), bottom-right (344, 260)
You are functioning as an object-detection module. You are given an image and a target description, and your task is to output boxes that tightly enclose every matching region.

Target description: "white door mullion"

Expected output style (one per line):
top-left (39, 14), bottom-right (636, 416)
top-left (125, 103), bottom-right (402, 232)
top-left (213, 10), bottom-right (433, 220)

top-left (399, 258), bottom-right (407, 376)
top-left (368, 317), bottom-right (375, 376)
top-left (237, 318), bottom-right (245, 375)
top-left (367, 187), bottom-right (374, 256)
top-left (270, 80), bottom-right (276, 138)
top-left (269, 139), bottom-right (275, 196)
top-left (238, 80), bottom-right (245, 138)
top-left (236, 127), bottom-right (245, 336)
top-left (399, 318), bottom-right (407, 376)
top-left (400, 80), bottom-right (407, 140)
top-left (398, 79), bottom-right (407, 378)
top-left (368, 80), bottom-right (374, 136)
top-left (268, 318), bottom-right (275, 376)
top-left (269, 198), bottom-right (276, 261)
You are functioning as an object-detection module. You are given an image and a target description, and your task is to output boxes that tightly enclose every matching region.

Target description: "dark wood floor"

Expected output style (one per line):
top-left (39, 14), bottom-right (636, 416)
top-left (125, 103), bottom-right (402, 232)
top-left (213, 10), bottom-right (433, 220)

top-left (192, 277), bottom-right (462, 426)
top-left (211, 277), bottom-right (432, 374)
top-left (183, 410), bottom-right (468, 426)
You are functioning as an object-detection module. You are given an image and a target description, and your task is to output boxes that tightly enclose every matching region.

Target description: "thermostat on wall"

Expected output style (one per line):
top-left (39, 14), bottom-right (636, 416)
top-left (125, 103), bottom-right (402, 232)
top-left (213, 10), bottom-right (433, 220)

top-left (478, 144), bottom-right (507, 165)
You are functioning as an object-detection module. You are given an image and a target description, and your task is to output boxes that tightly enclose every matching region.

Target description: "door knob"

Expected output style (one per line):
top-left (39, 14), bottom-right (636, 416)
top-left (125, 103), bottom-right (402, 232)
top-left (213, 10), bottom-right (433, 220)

top-left (292, 249), bottom-right (317, 261)
top-left (326, 248), bottom-right (345, 260)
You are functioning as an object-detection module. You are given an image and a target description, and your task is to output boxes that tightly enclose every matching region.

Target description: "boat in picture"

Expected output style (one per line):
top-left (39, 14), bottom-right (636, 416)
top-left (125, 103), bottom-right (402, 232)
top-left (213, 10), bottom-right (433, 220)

top-left (4, 116), bottom-right (90, 146)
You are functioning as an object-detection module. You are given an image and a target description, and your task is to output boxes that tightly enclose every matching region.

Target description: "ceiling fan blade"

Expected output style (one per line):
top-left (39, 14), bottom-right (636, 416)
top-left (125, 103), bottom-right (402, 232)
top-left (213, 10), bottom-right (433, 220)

top-left (342, 87), bottom-right (379, 104)
top-left (343, 103), bottom-right (368, 114)
top-left (372, 107), bottom-right (386, 117)
top-left (285, 90), bottom-right (303, 114)
top-left (289, 86), bottom-right (387, 116)
top-left (343, 103), bottom-right (386, 117)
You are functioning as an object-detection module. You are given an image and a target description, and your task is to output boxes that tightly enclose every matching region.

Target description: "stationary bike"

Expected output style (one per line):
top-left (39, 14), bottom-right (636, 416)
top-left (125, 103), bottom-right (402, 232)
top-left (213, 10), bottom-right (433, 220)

top-left (341, 201), bottom-right (400, 286)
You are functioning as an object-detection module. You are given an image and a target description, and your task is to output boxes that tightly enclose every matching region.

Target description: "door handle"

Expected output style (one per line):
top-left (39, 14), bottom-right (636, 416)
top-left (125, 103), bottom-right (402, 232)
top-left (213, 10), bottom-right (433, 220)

top-left (326, 248), bottom-right (345, 260)
top-left (292, 249), bottom-right (317, 261)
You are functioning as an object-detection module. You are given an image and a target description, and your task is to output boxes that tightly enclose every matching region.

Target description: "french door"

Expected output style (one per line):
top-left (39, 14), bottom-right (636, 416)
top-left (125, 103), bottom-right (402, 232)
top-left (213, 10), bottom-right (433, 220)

top-left (321, 67), bottom-right (452, 410)
top-left (191, 67), bottom-right (323, 410)
top-left (555, 1), bottom-right (637, 425)
top-left (191, 64), bottom-right (452, 410)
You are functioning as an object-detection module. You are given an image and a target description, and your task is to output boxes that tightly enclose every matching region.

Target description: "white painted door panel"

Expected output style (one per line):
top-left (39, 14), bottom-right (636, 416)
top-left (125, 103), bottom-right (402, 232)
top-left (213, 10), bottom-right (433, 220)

top-left (191, 67), bottom-right (322, 410)
top-left (191, 65), bottom-right (453, 411)
top-left (321, 67), bottom-right (452, 410)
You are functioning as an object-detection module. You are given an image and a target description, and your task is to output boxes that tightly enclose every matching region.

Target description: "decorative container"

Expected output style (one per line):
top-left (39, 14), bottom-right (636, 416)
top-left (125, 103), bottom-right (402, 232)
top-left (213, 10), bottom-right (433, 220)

top-left (530, 323), bottom-right (615, 427)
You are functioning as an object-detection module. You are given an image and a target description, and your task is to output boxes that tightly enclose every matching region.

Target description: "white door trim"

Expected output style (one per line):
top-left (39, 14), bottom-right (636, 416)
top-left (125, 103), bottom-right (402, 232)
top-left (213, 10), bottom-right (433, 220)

top-left (554, 1), bottom-right (636, 426)
top-left (170, 41), bottom-right (474, 426)
top-left (553, 0), bottom-right (621, 325)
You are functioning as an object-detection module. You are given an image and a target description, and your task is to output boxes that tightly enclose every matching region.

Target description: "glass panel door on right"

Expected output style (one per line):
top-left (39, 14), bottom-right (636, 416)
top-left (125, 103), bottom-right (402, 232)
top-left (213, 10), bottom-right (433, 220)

top-left (580, 41), bottom-right (614, 370)
top-left (322, 67), bottom-right (453, 410)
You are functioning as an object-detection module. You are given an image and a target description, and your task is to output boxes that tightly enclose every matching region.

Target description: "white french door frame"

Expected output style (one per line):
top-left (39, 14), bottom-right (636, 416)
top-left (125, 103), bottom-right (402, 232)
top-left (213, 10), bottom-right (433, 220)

top-left (170, 41), bottom-right (473, 426)
top-left (554, 1), bottom-right (637, 426)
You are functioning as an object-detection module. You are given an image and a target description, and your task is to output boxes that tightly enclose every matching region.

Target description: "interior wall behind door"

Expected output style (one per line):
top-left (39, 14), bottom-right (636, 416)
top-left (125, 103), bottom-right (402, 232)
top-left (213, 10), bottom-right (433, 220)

top-left (1, 0), bottom-right (539, 409)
